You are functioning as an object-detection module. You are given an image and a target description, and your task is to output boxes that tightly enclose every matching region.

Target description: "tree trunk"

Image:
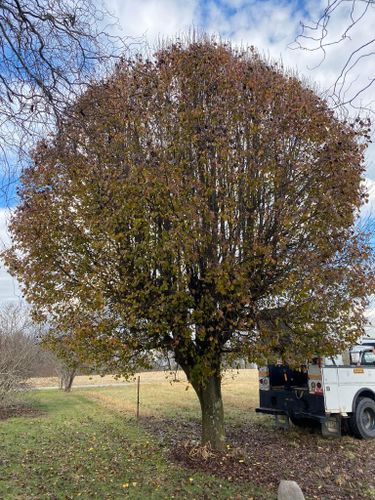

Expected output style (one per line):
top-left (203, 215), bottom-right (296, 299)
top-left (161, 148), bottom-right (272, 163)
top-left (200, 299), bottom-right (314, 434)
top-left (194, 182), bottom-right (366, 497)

top-left (64, 369), bottom-right (76, 392)
top-left (192, 372), bottom-right (226, 451)
top-left (59, 366), bottom-right (76, 392)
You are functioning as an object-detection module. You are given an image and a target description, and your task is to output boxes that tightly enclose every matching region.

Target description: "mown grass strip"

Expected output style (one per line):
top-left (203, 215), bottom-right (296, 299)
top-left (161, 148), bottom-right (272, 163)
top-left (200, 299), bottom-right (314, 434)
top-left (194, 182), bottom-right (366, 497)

top-left (0, 391), bottom-right (271, 499)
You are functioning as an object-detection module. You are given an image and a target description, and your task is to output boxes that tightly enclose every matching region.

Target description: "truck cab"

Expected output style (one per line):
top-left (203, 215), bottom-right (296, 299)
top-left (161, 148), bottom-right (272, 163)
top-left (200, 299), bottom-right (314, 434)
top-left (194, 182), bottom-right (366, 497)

top-left (350, 345), bottom-right (375, 366)
top-left (256, 344), bottom-right (375, 438)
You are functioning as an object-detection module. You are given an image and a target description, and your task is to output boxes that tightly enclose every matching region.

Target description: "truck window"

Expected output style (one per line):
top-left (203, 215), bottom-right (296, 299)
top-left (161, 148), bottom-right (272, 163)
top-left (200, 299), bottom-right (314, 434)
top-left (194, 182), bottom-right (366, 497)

top-left (350, 352), bottom-right (361, 365)
top-left (362, 351), bottom-right (375, 365)
top-left (324, 355), bottom-right (343, 366)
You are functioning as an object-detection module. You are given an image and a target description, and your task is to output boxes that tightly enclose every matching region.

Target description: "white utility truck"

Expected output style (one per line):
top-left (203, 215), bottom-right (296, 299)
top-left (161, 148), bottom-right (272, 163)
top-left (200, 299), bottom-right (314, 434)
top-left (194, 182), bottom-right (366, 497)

top-left (256, 341), bottom-right (375, 438)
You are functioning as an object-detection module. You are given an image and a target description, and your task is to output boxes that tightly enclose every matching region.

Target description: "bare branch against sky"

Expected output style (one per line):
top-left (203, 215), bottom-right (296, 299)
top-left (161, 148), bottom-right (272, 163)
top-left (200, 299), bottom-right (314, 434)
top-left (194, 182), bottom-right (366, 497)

top-left (0, 0), bottom-right (133, 206)
top-left (293, 0), bottom-right (375, 113)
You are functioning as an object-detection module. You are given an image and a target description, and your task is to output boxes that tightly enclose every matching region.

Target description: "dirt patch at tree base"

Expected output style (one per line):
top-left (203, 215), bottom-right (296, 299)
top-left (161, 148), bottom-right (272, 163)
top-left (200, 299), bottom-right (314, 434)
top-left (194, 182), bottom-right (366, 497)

top-left (0, 404), bottom-right (43, 420)
top-left (141, 416), bottom-right (375, 499)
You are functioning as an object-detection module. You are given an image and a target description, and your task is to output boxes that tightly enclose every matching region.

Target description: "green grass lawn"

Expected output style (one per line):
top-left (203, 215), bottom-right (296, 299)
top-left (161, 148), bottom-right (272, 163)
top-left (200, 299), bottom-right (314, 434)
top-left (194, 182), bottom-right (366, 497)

top-left (3, 372), bottom-right (375, 499)
top-left (0, 389), bottom-right (270, 499)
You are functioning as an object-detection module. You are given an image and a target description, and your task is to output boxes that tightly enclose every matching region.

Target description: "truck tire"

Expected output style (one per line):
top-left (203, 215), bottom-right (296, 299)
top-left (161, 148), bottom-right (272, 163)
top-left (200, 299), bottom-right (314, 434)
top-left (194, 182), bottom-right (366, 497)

top-left (349, 397), bottom-right (375, 439)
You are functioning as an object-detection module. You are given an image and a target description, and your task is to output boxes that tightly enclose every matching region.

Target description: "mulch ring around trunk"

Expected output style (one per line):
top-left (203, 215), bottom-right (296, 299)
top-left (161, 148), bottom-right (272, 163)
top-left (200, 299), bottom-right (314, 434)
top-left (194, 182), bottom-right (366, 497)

top-left (0, 403), bottom-right (43, 420)
top-left (141, 416), bottom-right (375, 499)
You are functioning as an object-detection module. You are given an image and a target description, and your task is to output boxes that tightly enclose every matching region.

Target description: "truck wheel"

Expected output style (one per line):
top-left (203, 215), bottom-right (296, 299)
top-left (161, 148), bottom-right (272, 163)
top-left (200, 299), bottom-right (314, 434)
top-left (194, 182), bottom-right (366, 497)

top-left (349, 397), bottom-right (375, 439)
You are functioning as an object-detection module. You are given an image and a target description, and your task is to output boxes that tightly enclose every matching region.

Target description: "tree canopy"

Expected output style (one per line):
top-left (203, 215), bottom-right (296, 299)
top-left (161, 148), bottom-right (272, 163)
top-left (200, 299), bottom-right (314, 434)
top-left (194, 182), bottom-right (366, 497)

top-left (4, 38), bottom-right (373, 449)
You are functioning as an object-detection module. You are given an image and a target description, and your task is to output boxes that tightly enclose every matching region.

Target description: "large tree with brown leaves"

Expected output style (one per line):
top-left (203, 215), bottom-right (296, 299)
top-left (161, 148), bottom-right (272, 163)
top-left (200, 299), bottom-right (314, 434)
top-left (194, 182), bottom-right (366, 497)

top-left (4, 38), bottom-right (373, 450)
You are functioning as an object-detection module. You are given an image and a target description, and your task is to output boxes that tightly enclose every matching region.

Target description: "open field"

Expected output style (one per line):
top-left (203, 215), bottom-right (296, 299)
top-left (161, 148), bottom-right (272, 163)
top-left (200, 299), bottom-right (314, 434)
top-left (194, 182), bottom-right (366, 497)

top-left (2, 369), bottom-right (375, 499)
top-left (28, 373), bottom-right (144, 388)
top-left (28, 368), bottom-right (194, 388)
top-left (77, 368), bottom-right (259, 419)
top-left (28, 367), bottom-right (258, 394)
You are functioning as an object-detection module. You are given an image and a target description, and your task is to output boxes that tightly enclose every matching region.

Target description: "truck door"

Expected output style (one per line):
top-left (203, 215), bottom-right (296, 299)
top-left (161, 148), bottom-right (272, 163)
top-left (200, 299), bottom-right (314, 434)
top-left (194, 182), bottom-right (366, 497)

top-left (336, 361), bottom-right (375, 413)
top-left (336, 366), bottom-right (362, 413)
top-left (321, 366), bottom-right (340, 413)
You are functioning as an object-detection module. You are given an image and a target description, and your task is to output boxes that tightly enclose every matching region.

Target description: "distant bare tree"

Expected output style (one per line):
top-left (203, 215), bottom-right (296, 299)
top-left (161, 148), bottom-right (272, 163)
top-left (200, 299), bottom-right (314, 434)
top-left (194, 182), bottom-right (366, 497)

top-left (0, 0), bottom-right (129, 204)
top-left (0, 303), bottom-right (40, 404)
top-left (293, 0), bottom-right (375, 112)
top-left (57, 363), bottom-right (78, 391)
top-left (53, 340), bottom-right (80, 391)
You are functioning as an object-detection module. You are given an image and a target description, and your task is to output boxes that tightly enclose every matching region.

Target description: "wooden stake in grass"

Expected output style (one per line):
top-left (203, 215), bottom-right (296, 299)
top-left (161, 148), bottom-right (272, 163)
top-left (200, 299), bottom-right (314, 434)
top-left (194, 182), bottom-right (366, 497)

top-left (136, 376), bottom-right (140, 420)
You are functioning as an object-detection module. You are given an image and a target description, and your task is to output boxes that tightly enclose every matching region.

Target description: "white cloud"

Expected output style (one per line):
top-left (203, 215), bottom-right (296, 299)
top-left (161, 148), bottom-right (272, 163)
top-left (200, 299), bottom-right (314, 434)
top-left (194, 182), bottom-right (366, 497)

top-left (0, 208), bottom-right (22, 303)
top-left (201, 0), bottom-right (375, 112)
top-left (365, 305), bottom-right (375, 337)
top-left (367, 307), bottom-right (375, 323)
top-left (361, 178), bottom-right (375, 220)
top-left (107, 0), bottom-right (199, 41)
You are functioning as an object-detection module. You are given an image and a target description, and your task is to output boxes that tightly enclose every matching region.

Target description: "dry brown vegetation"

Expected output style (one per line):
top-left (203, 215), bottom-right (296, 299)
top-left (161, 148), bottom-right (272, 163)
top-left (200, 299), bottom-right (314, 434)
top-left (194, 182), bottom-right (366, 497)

top-left (28, 373), bottom-right (131, 389)
top-left (76, 369), bottom-right (259, 418)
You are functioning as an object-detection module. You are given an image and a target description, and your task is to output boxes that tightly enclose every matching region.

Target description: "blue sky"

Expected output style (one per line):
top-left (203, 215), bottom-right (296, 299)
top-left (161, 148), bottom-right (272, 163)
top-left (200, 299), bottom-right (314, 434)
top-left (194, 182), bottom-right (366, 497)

top-left (0, 0), bottom-right (374, 327)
